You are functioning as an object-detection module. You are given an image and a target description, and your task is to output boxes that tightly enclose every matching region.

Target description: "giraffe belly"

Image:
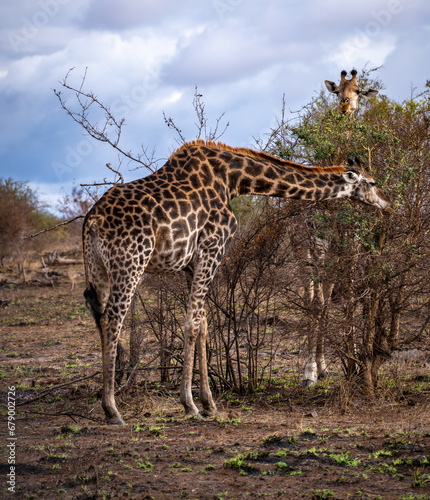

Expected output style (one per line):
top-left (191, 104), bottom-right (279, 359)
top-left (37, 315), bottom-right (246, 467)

top-left (145, 240), bottom-right (196, 274)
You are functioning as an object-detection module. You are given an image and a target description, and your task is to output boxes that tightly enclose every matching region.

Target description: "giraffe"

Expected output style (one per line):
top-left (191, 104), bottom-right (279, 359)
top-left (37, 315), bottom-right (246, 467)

top-left (288, 214), bottom-right (335, 387)
top-left (82, 140), bottom-right (391, 424)
top-left (325, 69), bottom-right (379, 114)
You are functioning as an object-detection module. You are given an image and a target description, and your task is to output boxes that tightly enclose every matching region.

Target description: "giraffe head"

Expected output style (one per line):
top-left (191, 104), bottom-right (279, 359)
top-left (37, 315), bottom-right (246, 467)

top-left (340, 158), bottom-right (391, 212)
top-left (325, 70), bottom-right (379, 115)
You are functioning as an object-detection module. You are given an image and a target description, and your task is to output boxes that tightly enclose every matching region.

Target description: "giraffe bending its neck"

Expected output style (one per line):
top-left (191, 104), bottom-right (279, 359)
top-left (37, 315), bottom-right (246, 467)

top-left (325, 69), bottom-right (379, 114)
top-left (83, 140), bottom-right (391, 424)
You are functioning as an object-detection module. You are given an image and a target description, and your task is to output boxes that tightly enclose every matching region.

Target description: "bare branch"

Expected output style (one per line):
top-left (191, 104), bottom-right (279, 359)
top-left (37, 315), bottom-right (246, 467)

top-left (163, 111), bottom-right (186, 145)
top-left (106, 162), bottom-right (124, 184)
top-left (24, 215), bottom-right (85, 239)
top-left (53, 67), bottom-right (160, 173)
top-left (192, 86), bottom-right (230, 141)
top-left (163, 85), bottom-right (229, 145)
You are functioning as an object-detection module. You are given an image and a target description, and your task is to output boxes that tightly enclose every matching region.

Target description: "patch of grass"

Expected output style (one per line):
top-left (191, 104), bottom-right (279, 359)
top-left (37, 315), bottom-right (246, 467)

top-left (372, 449), bottom-right (392, 458)
top-left (58, 424), bottom-right (81, 439)
top-left (224, 454), bottom-right (246, 469)
top-left (393, 457), bottom-right (412, 466)
top-left (261, 434), bottom-right (282, 446)
top-left (368, 463), bottom-right (397, 475)
top-left (245, 450), bottom-right (268, 461)
top-left (223, 454), bottom-right (257, 475)
top-left (300, 446), bottom-right (320, 457)
top-left (384, 437), bottom-right (411, 449)
top-left (300, 427), bottom-right (316, 437)
top-left (275, 461), bottom-right (296, 474)
top-left (273, 449), bottom-right (290, 458)
top-left (309, 489), bottom-right (335, 499)
top-left (329, 451), bottom-right (360, 467)
top-left (412, 468), bottom-right (430, 488)
top-left (398, 494), bottom-right (430, 500)
top-left (229, 417), bottom-right (241, 426)
top-left (133, 424), bottom-right (145, 432)
top-left (136, 456), bottom-right (153, 472)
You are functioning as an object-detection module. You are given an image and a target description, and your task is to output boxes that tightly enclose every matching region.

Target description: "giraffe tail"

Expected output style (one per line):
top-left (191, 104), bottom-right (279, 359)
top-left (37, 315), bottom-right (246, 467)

top-left (82, 214), bottom-right (104, 333)
top-left (84, 282), bottom-right (102, 332)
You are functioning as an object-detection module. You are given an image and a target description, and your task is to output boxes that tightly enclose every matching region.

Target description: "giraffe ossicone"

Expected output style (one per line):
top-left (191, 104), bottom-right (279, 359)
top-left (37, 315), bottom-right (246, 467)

top-left (82, 140), bottom-right (391, 424)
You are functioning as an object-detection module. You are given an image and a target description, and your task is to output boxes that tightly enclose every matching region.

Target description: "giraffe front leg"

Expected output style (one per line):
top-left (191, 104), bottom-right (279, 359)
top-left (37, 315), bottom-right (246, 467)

top-left (302, 331), bottom-right (318, 388)
top-left (197, 315), bottom-right (217, 417)
top-left (180, 314), bottom-right (201, 418)
top-left (302, 359), bottom-right (318, 388)
top-left (100, 315), bottom-right (126, 425)
top-left (316, 334), bottom-right (328, 380)
top-left (180, 227), bottom-right (232, 418)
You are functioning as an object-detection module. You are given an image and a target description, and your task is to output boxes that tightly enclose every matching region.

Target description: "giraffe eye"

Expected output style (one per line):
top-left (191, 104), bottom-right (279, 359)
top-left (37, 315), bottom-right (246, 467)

top-left (343, 171), bottom-right (359, 184)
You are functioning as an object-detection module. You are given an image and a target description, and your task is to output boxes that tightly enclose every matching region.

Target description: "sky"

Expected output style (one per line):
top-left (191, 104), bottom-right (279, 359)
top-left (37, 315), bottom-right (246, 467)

top-left (0, 0), bottom-right (429, 214)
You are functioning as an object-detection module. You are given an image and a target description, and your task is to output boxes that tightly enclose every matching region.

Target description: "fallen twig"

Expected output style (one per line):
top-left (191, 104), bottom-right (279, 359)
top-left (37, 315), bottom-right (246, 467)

top-left (16, 371), bottom-right (101, 406)
top-left (19, 409), bottom-right (98, 423)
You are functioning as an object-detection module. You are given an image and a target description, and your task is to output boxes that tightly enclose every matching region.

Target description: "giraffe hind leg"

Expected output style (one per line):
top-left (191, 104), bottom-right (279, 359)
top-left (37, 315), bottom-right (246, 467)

top-left (87, 258), bottom-right (149, 425)
top-left (99, 277), bottom-right (146, 425)
top-left (99, 309), bottom-right (126, 425)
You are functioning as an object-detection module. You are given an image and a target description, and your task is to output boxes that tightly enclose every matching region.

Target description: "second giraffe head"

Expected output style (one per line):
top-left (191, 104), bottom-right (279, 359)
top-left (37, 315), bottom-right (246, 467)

top-left (325, 69), bottom-right (379, 115)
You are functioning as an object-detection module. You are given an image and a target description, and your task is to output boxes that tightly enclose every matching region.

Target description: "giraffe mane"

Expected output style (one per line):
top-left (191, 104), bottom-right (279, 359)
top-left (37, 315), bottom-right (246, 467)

top-left (175, 139), bottom-right (346, 174)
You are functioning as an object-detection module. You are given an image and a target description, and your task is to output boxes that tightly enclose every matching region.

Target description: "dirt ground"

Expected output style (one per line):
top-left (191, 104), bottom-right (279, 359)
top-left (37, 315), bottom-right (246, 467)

top-left (1, 273), bottom-right (430, 500)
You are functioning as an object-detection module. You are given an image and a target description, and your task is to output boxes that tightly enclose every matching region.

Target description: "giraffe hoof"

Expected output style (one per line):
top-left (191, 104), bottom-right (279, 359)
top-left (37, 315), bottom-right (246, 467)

top-left (189, 412), bottom-right (204, 420)
top-left (106, 416), bottom-right (126, 425)
top-left (201, 409), bottom-right (218, 418)
top-left (301, 379), bottom-right (315, 388)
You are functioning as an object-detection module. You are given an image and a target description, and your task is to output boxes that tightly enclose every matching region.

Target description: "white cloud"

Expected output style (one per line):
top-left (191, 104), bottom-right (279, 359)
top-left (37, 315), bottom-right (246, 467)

top-left (1, 29), bottom-right (178, 95)
top-left (29, 181), bottom-right (65, 212)
top-left (327, 34), bottom-right (396, 69)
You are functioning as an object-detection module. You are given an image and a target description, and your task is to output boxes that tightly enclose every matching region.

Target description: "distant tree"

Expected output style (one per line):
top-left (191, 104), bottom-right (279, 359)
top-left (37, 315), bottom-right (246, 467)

top-left (0, 178), bottom-right (59, 280)
top-left (57, 184), bottom-right (95, 241)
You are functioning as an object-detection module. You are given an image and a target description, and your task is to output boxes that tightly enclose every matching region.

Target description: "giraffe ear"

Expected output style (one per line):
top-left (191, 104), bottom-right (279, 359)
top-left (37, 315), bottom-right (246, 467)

top-left (325, 80), bottom-right (337, 94)
top-left (343, 171), bottom-right (361, 184)
top-left (359, 88), bottom-right (379, 99)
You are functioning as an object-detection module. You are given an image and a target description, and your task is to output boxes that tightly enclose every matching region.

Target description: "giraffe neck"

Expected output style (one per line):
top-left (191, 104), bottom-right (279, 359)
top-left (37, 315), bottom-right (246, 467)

top-left (170, 141), bottom-right (360, 204)
top-left (189, 144), bottom-right (347, 202)
top-left (226, 154), bottom-right (348, 201)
